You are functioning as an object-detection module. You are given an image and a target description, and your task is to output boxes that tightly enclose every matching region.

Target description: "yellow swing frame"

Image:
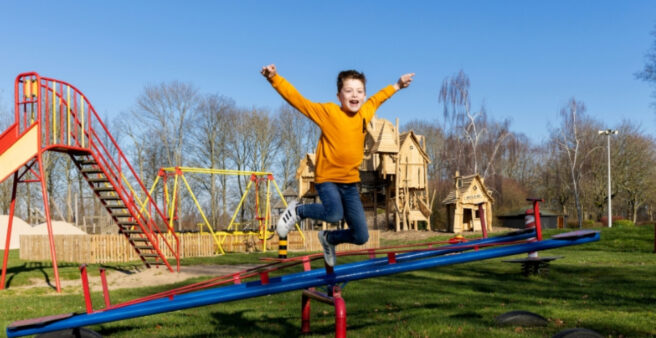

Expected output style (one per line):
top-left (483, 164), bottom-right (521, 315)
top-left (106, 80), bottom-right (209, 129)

top-left (149, 167), bottom-right (304, 255)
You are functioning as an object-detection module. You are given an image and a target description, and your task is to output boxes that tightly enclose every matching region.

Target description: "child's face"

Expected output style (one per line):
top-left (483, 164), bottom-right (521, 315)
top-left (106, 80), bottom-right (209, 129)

top-left (337, 78), bottom-right (366, 113)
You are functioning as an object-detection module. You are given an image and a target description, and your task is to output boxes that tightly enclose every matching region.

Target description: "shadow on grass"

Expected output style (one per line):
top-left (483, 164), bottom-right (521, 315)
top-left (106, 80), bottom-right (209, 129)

top-left (3, 261), bottom-right (78, 290)
top-left (350, 262), bottom-right (656, 336)
top-left (2, 261), bottom-right (142, 291)
top-left (98, 264), bottom-right (142, 275)
top-left (207, 309), bottom-right (300, 337)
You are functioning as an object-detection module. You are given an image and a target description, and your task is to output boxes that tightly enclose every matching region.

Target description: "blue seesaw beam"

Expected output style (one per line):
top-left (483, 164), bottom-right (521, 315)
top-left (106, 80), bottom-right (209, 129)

top-left (6, 230), bottom-right (599, 337)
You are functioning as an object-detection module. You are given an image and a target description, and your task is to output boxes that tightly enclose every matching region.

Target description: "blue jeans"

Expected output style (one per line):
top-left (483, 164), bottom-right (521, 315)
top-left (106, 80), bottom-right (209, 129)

top-left (297, 182), bottom-right (369, 246)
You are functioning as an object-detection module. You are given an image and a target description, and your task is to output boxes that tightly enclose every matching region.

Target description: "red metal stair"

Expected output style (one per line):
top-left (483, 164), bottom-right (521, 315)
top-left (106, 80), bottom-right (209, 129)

top-left (1, 72), bottom-right (180, 292)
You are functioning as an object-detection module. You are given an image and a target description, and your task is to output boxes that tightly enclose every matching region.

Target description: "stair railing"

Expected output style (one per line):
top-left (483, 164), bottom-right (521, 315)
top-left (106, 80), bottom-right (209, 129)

top-left (14, 72), bottom-right (180, 270)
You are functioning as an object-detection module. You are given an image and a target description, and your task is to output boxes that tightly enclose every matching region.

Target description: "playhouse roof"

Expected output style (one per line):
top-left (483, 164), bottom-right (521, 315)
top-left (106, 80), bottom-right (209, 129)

top-left (295, 153), bottom-right (316, 179)
top-left (442, 173), bottom-right (494, 205)
top-left (282, 187), bottom-right (297, 197)
top-left (399, 130), bottom-right (430, 163)
top-left (367, 117), bottom-right (399, 153)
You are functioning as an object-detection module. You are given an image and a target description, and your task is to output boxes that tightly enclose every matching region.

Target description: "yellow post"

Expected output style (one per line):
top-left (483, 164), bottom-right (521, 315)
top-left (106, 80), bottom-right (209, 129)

top-left (31, 80), bottom-right (38, 98)
top-left (226, 179), bottom-right (254, 231)
top-left (118, 172), bottom-right (154, 223)
top-left (27, 79), bottom-right (37, 123)
top-left (261, 177), bottom-right (272, 252)
top-left (181, 174), bottom-right (224, 254)
top-left (142, 175), bottom-right (162, 215)
top-left (168, 174), bottom-right (180, 234)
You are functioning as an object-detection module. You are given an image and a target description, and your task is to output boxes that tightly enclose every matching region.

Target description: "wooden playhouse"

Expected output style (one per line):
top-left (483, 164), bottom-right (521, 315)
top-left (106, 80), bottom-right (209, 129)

top-left (442, 171), bottom-right (494, 233)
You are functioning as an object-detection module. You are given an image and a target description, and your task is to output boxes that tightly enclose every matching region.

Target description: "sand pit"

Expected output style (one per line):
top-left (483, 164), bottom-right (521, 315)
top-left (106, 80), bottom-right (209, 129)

top-left (94, 264), bottom-right (260, 291)
top-left (18, 264), bottom-right (260, 293)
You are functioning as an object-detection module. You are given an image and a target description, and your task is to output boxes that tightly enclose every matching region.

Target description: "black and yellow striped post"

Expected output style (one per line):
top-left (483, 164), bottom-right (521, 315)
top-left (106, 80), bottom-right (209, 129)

top-left (278, 236), bottom-right (288, 258)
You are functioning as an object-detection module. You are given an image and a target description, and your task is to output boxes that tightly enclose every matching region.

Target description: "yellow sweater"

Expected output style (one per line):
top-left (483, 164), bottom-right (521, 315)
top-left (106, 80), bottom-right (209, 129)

top-left (270, 74), bottom-right (396, 183)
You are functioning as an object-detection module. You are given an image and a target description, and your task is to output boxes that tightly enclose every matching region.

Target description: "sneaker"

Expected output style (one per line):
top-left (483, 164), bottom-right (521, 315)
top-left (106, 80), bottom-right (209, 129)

top-left (318, 230), bottom-right (336, 267)
top-left (276, 200), bottom-right (300, 237)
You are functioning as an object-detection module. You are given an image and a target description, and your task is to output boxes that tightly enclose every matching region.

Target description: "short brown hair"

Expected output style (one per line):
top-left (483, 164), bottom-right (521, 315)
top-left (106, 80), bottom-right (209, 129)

top-left (337, 70), bottom-right (366, 93)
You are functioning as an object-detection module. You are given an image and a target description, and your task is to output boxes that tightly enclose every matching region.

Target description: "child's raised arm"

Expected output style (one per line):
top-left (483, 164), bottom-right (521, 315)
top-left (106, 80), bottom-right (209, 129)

top-left (393, 73), bottom-right (415, 91)
top-left (261, 64), bottom-right (277, 80)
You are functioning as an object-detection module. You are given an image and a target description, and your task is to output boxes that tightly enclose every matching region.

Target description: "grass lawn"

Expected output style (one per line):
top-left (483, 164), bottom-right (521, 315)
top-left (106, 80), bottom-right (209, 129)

top-left (1, 225), bottom-right (655, 337)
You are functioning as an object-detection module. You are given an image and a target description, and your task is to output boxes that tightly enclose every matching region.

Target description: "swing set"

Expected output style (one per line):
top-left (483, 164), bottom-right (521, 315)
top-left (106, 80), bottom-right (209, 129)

top-left (148, 167), bottom-right (305, 254)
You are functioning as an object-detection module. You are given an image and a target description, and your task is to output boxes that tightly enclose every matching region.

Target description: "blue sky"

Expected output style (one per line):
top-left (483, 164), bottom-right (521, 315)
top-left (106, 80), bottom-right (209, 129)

top-left (1, 1), bottom-right (655, 143)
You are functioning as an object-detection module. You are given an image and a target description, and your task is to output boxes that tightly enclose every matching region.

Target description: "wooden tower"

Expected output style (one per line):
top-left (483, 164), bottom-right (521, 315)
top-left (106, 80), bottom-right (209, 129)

top-left (296, 117), bottom-right (432, 231)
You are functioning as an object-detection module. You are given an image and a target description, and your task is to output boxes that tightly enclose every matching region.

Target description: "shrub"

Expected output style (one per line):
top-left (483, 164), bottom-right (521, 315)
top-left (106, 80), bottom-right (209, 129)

top-left (601, 216), bottom-right (624, 227)
top-left (613, 219), bottom-right (635, 228)
top-left (582, 219), bottom-right (595, 228)
top-left (566, 220), bottom-right (579, 228)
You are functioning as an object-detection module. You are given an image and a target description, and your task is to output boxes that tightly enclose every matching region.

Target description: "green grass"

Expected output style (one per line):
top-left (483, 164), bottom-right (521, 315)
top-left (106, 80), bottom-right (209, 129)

top-left (1, 226), bottom-right (655, 337)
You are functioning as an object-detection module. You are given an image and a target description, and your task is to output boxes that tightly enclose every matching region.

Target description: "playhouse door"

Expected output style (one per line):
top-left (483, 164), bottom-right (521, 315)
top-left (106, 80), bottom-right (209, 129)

top-left (462, 208), bottom-right (473, 231)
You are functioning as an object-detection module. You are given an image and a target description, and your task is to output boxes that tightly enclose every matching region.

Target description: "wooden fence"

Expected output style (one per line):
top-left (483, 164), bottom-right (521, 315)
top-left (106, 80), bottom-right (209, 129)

top-left (19, 230), bottom-right (380, 264)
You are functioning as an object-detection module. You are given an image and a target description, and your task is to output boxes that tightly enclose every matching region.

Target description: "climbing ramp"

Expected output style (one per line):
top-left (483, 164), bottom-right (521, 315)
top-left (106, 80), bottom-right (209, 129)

top-left (1, 72), bottom-right (180, 292)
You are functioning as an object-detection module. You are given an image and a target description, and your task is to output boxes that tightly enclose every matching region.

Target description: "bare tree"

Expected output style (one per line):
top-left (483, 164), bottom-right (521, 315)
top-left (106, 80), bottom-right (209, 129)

top-left (539, 142), bottom-right (571, 216)
top-left (613, 122), bottom-right (656, 222)
top-left (438, 70), bottom-right (470, 174)
top-left (191, 94), bottom-right (236, 227)
top-left (551, 98), bottom-right (601, 227)
top-left (636, 24), bottom-right (656, 109)
top-left (438, 70), bottom-right (510, 179)
top-left (275, 103), bottom-right (319, 189)
top-left (133, 81), bottom-right (199, 168)
top-left (499, 133), bottom-right (538, 188)
top-left (126, 81), bottom-right (199, 231)
top-left (226, 107), bottom-right (280, 223)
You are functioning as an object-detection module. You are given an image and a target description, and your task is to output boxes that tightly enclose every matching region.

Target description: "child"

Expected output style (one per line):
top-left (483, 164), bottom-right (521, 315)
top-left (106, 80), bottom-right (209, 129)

top-left (261, 64), bottom-right (414, 266)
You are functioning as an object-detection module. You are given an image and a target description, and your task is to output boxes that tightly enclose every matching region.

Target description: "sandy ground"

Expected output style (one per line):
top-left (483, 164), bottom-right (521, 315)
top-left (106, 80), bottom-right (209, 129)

top-left (96, 264), bottom-right (261, 291)
top-left (16, 264), bottom-right (260, 294)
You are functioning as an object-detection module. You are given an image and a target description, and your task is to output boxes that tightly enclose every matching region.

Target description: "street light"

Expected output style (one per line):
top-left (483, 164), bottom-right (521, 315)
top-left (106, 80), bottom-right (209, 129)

top-left (598, 129), bottom-right (618, 227)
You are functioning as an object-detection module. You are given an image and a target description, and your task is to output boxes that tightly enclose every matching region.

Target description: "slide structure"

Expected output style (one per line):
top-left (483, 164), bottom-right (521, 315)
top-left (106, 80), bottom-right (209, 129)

top-left (0, 73), bottom-right (180, 293)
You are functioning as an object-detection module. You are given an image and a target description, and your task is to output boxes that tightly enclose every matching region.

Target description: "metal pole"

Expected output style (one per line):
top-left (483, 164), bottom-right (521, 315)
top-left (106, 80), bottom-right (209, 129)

top-left (607, 134), bottom-right (612, 228)
top-left (478, 203), bottom-right (487, 238)
top-left (599, 129), bottom-right (617, 228)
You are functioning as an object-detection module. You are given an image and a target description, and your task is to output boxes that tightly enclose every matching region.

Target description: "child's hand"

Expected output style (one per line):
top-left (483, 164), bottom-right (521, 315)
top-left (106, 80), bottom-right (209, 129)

top-left (261, 64), bottom-right (277, 79)
top-left (394, 73), bottom-right (415, 90)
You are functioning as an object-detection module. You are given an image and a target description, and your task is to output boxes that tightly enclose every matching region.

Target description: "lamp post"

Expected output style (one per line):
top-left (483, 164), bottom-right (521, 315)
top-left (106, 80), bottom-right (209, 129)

top-left (598, 129), bottom-right (618, 227)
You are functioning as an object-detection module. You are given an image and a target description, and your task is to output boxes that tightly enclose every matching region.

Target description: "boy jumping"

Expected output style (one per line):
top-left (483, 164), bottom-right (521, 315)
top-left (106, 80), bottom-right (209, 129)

top-left (261, 64), bottom-right (414, 266)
